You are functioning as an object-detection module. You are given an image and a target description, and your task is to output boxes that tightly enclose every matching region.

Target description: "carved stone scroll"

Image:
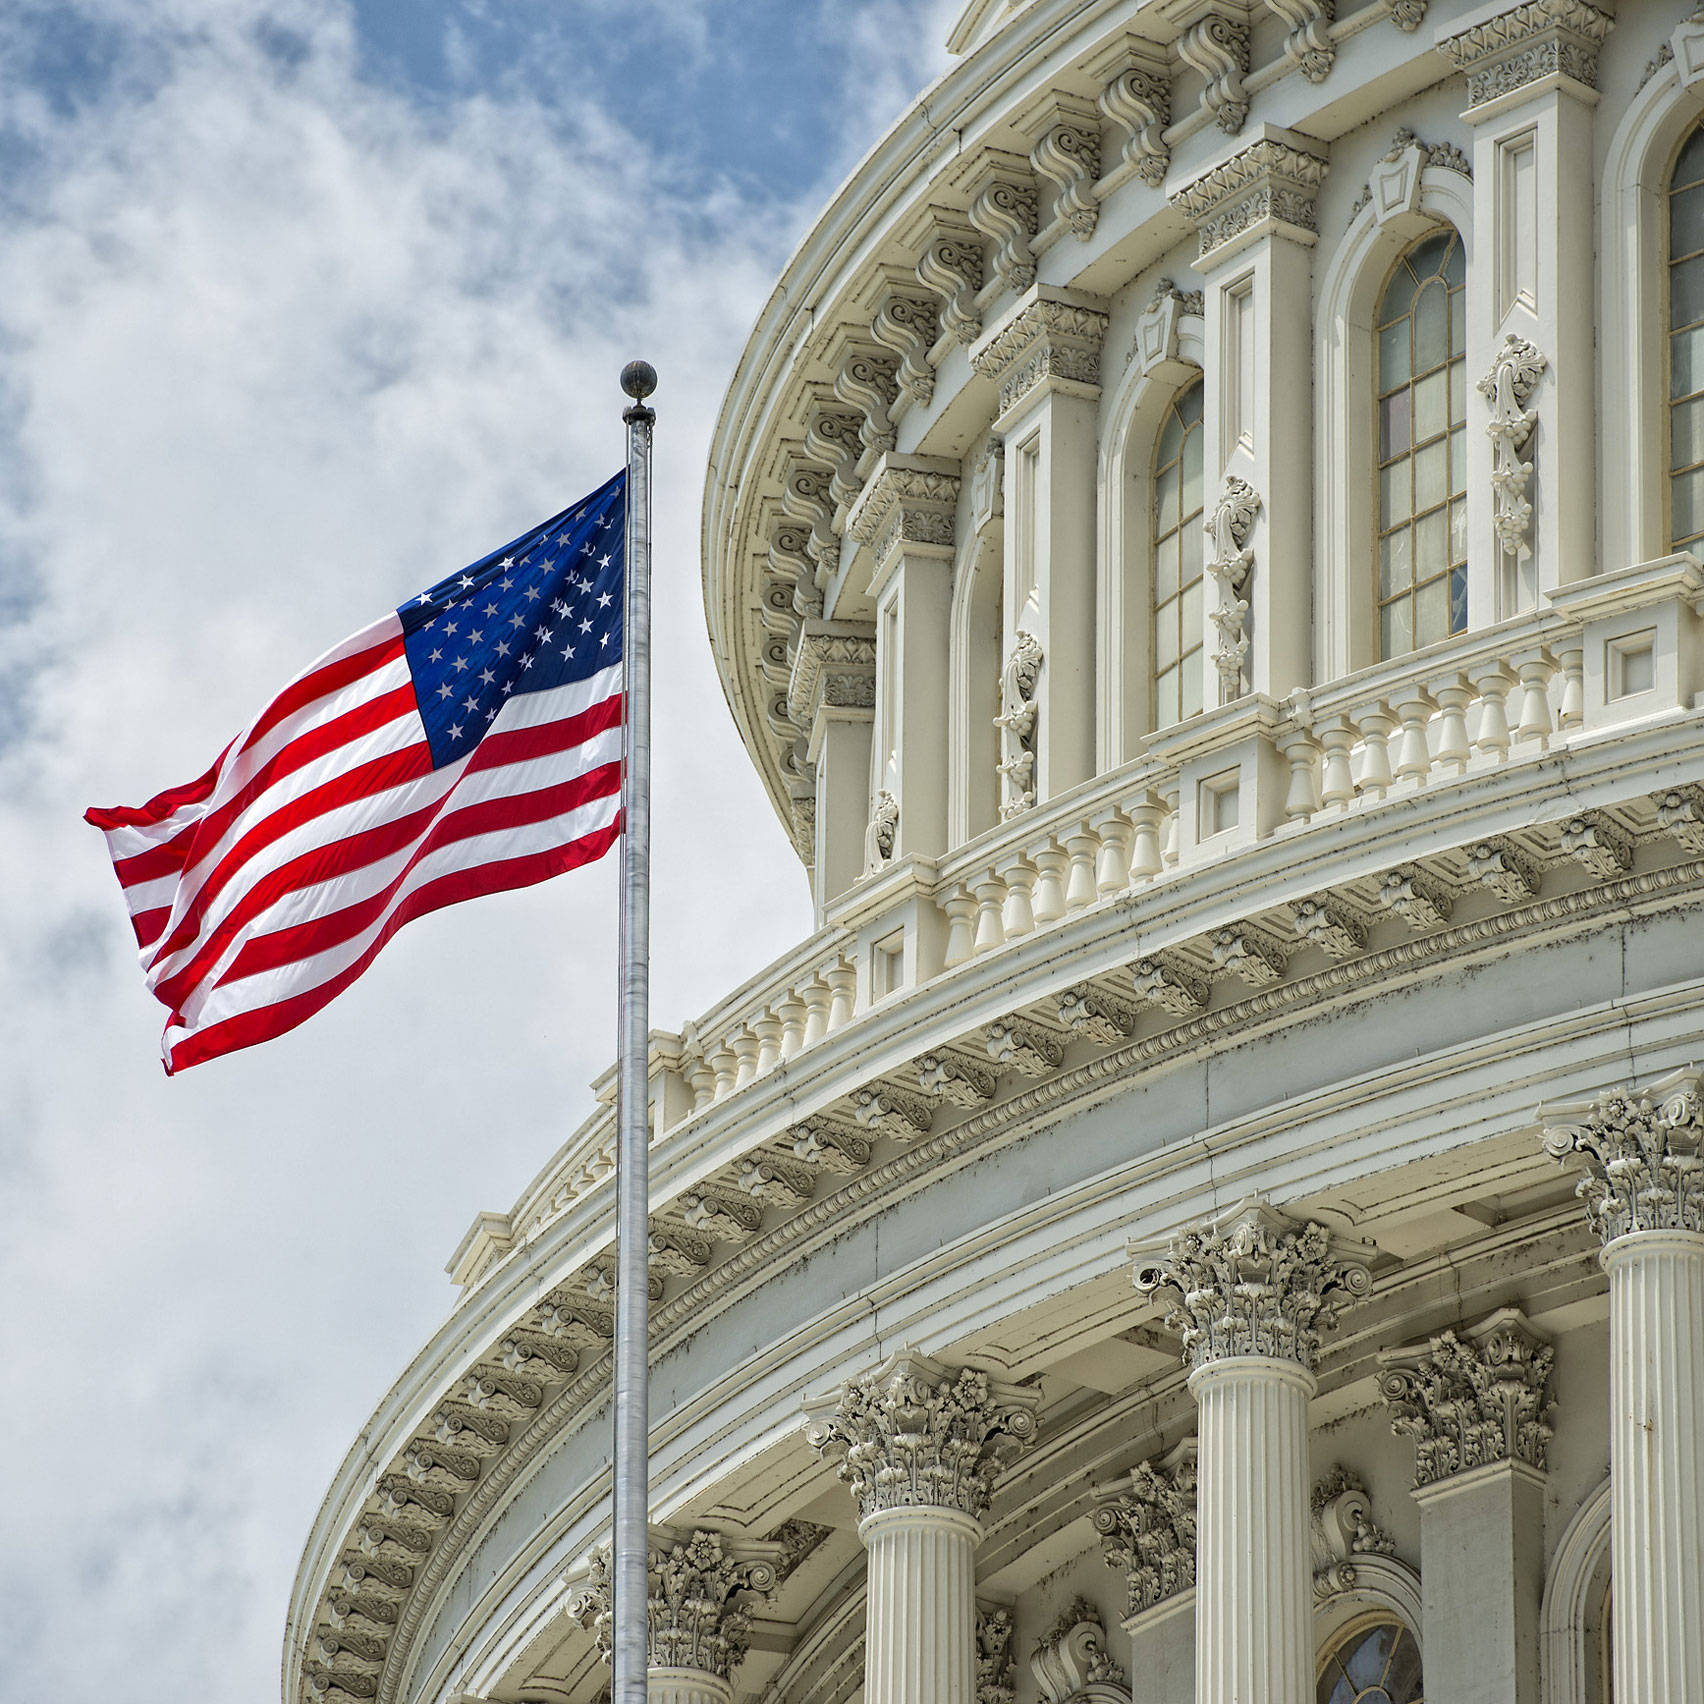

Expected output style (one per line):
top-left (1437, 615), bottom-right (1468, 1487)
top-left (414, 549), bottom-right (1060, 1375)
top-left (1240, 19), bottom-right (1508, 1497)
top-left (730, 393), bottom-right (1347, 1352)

top-left (1177, 12), bottom-right (1251, 135)
top-left (1478, 334), bottom-right (1547, 559)
top-left (1204, 477), bottom-right (1260, 701)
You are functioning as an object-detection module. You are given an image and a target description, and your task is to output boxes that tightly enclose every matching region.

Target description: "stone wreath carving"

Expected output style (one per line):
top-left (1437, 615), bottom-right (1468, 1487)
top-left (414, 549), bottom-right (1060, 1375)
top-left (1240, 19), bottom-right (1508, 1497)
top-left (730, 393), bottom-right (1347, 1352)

top-left (1205, 477), bottom-right (1261, 701)
top-left (995, 630), bottom-right (1044, 819)
top-left (1478, 333), bottom-right (1547, 557)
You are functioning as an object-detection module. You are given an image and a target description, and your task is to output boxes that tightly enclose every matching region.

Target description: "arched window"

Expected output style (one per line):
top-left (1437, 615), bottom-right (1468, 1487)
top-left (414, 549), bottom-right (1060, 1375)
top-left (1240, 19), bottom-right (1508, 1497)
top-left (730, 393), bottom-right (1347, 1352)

top-left (1669, 122), bottom-right (1704, 552)
top-left (1317, 1617), bottom-right (1423, 1703)
top-left (1376, 229), bottom-right (1466, 659)
top-left (1152, 378), bottom-right (1204, 729)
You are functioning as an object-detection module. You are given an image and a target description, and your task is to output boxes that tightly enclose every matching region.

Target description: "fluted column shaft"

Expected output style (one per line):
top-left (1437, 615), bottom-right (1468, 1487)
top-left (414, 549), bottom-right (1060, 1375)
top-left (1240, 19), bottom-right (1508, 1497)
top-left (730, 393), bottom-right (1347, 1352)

top-left (862, 1505), bottom-right (981, 1704)
top-left (1190, 1356), bottom-right (1315, 1704)
top-left (646, 1671), bottom-right (732, 1704)
top-left (1605, 1230), bottom-right (1704, 1704)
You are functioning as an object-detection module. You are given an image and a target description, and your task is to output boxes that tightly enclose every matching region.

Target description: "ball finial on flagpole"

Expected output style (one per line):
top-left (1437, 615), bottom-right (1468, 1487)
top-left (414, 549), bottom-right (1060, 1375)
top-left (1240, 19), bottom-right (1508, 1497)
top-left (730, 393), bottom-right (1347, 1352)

top-left (620, 360), bottom-right (657, 402)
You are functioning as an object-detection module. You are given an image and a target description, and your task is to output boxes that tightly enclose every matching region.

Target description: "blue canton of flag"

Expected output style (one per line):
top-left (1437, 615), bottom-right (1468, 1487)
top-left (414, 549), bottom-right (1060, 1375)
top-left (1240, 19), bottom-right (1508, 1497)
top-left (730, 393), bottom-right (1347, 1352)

top-left (400, 469), bottom-right (626, 765)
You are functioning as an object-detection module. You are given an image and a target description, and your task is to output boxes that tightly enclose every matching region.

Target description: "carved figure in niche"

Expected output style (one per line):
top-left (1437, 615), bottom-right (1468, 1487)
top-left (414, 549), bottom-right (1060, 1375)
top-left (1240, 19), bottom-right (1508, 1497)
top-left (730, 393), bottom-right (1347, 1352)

top-left (995, 624), bottom-right (1043, 820)
top-left (1204, 477), bottom-right (1261, 701)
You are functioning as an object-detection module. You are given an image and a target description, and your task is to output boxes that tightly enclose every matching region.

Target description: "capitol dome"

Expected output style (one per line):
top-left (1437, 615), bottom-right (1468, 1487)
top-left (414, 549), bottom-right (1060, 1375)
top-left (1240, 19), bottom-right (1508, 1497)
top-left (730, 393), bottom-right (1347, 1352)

top-left (289, 6), bottom-right (1704, 1704)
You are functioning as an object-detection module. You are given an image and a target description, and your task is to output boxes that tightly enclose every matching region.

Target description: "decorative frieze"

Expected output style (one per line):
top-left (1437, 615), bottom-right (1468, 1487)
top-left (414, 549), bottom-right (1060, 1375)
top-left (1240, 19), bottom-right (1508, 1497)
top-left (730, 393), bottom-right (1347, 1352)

top-left (572, 1528), bottom-right (780, 1680)
top-left (969, 167), bottom-right (1040, 294)
top-left (985, 1017), bottom-right (1064, 1077)
top-left (1204, 477), bottom-right (1261, 699)
top-left (1098, 59), bottom-right (1171, 186)
top-left (845, 458), bottom-right (959, 571)
top-left (1479, 334), bottom-right (1547, 559)
top-left (1542, 1067), bottom-right (1704, 1243)
top-left (1377, 1308), bottom-right (1556, 1488)
top-left (870, 291), bottom-right (939, 411)
top-left (976, 1606), bottom-right (1016, 1704)
top-left (1093, 1441), bottom-right (1198, 1617)
top-left (1310, 1466), bottom-right (1396, 1597)
top-left (1436, 0), bottom-right (1613, 110)
top-left (1267, 0), bottom-right (1336, 84)
top-left (916, 223), bottom-right (986, 346)
top-left (1177, 12), bottom-right (1252, 135)
top-left (1170, 136), bottom-right (1329, 264)
top-left (1134, 1199), bottom-right (1372, 1371)
top-left (804, 1352), bottom-right (1041, 1523)
top-left (1030, 1598), bottom-right (1127, 1700)
top-left (970, 293), bottom-right (1109, 419)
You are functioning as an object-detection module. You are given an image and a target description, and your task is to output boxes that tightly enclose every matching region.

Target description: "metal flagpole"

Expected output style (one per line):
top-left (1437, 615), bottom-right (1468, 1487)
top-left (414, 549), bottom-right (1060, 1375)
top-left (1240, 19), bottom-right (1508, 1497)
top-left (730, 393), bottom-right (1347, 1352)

top-left (613, 358), bottom-right (657, 1704)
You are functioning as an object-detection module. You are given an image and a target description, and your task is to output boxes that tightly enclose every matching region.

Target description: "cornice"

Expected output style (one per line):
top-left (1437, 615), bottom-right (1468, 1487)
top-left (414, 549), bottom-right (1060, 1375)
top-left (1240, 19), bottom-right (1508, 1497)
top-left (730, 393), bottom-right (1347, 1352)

top-left (1168, 129), bottom-right (1330, 264)
top-left (1434, 0), bottom-right (1613, 110)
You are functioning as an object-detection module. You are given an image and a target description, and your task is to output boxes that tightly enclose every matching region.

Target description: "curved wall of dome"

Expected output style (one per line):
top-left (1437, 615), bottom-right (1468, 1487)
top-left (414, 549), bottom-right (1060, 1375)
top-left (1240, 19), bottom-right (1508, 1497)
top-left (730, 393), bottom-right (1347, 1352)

top-left (289, 8), bottom-right (1704, 1704)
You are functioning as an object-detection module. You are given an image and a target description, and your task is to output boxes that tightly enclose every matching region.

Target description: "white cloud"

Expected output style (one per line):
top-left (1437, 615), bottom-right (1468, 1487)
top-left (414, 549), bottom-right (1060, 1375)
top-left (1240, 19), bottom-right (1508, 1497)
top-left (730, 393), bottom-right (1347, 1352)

top-left (0, 3), bottom-right (939, 1698)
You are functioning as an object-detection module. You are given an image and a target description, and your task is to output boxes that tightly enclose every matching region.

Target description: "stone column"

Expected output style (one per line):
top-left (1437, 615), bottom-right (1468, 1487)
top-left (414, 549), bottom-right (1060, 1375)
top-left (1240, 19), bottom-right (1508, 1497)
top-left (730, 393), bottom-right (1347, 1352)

top-left (1093, 1438), bottom-right (1197, 1697)
top-left (1377, 1307), bottom-right (1556, 1704)
top-left (1135, 1201), bottom-right (1371, 1704)
top-left (804, 1352), bottom-right (1040, 1704)
top-left (573, 1527), bottom-right (780, 1704)
top-left (1543, 1068), bottom-right (1704, 1704)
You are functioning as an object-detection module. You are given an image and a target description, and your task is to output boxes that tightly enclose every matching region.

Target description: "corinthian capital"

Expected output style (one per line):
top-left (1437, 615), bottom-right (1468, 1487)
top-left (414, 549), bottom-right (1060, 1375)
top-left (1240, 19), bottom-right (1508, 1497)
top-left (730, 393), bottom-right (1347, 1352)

top-left (1377, 1308), bottom-right (1555, 1489)
top-left (1541, 1067), bottom-right (1704, 1244)
top-left (572, 1527), bottom-right (780, 1681)
top-left (1092, 1439), bottom-right (1198, 1617)
top-left (1133, 1199), bottom-right (1372, 1371)
top-left (803, 1351), bottom-right (1040, 1525)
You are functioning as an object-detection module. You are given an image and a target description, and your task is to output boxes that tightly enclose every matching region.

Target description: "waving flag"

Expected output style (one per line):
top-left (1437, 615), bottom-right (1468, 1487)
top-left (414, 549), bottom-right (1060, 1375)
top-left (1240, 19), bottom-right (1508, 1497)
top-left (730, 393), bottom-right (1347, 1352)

top-left (87, 470), bottom-right (627, 1074)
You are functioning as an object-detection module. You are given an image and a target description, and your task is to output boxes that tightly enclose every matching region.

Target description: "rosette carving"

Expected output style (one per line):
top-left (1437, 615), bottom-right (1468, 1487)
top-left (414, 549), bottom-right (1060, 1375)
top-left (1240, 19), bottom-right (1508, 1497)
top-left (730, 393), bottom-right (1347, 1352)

top-left (1134, 1200), bottom-right (1372, 1370)
top-left (1541, 1068), bottom-right (1704, 1243)
top-left (804, 1352), bottom-right (1041, 1523)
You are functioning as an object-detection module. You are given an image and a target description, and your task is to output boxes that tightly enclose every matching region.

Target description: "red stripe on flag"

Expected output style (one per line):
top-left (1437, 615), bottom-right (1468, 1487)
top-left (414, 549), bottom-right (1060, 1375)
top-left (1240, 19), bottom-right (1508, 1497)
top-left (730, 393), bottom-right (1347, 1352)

top-left (85, 744), bottom-right (232, 833)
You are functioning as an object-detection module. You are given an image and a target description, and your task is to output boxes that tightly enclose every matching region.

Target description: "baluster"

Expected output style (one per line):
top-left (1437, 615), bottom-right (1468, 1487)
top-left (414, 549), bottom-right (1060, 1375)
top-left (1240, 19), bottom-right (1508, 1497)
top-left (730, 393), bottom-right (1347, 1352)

top-left (1094, 810), bottom-right (1135, 895)
top-left (1355, 702), bottom-right (1396, 799)
top-left (1471, 664), bottom-right (1515, 761)
top-left (941, 884), bottom-right (978, 969)
top-left (753, 1010), bottom-right (783, 1074)
top-left (1276, 727), bottom-right (1322, 821)
top-left (1002, 858), bottom-right (1037, 937)
top-left (802, 976), bottom-right (832, 1046)
top-left (1162, 787), bottom-right (1181, 866)
top-left (732, 1027), bottom-right (761, 1087)
top-left (1064, 829), bottom-right (1099, 909)
top-left (1391, 686), bottom-right (1436, 787)
top-left (778, 996), bottom-right (807, 1061)
top-left (1031, 842), bottom-right (1069, 923)
top-left (685, 1054), bottom-right (717, 1112)
top-left (1129, 794), bottom-right (1165, 880)
top-left (1509, 647), bottom-right (1555, 749)
top-left (826, 960), bottom-right (857, 1031)
top-left (710, 1042), bottom-right (738, 1099)
top-left (1429, 673), bottom-right (1473, 776)
top-left (1556, 642), bottom-right (1584, 731)
top-left (972, 872), bottom-right (1008, 953)
top-left (1318, 715), bottom-right (1358, 809)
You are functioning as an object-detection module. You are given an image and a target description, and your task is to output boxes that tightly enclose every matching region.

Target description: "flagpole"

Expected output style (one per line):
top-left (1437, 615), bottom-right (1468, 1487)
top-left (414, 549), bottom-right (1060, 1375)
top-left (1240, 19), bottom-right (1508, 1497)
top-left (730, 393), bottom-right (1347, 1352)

top-left (613, 358), bottom-right (657, 1704)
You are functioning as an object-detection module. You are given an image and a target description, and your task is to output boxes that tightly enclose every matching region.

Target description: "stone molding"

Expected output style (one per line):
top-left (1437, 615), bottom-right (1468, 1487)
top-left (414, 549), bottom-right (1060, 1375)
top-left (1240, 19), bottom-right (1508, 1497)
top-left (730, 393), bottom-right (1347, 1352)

top-left (1029, 1598), bottom-right (1127, 1700)
top-left (787, 622), bottom-right (876, 726)
top-left (1377, 1307), bottom-right (1556, 1488)
top-left (1133, 1198), bottom-right (1373, 1371)
top-left (1309, 1465), bottom-right (1397, 1598)
top-left (1177, 11), bottom-right (1251, 135)
top-left (845, 455), bottom-right (960, 569)
top-left (1435, 0), bottom-right (1613, 110)
top-left (1541, 1066), bottom-right (1704, 1243)
top-left (1168, 135), bottom-right (1329, 264)
top-left (1093, 1439), bottom-right (1198, 1617)
top-left (803, 1351), bottom-right (1041, 1525)
top-left (571, 1528), bottom-right (780, 1681)
top-left (976, 1605), bottom-right (1016, 1704)
top-left (970, 291), bottom-right (1109, 419)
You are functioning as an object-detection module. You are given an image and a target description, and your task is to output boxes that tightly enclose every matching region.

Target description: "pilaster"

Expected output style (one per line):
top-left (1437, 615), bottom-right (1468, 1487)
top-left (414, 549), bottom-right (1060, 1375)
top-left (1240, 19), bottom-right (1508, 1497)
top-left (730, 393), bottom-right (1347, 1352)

top-left (1378, 1308), bottom-right (1556, 1704)
top-left (805, 1353), bottom-right (1040, 1704)
top-left (1436, 0), bottom-right (1613, 612)
top-left (969, 287), bottom-right (1109, 811)
top-left (789, 622), bottom-right (875, 912)
top-left (1134, 1201), bottom-right (1370, 1704)
top-left (1169, 128), bottom-right (1327, 709)
top-left (847, 457), bottom-right (961, 861)
top-left (1543, 1067), bottom-right (1704, 1704)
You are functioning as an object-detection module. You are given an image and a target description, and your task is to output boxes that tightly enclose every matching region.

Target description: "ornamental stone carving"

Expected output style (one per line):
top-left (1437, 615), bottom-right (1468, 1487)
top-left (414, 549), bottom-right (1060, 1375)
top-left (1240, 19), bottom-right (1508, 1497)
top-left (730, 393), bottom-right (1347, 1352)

top-left (1436, 0), bottom-right (1613, 110)
top-left (1029, 99), bottom-right (1102, 240)
top-left (917, 224), bottom-right (985, 346)
top-left (1098, 59), bottom-right (1170, 186)
top-left (779, 461), bottom-right (840, 582)
top-left (969, 172), bottom-right (1040, 294)
top-left (871, 292), bottom-right (939, 411)
top-left (803, 1352), bottom-right (1041, 1524)
top-left (1204, 477), bottom-right (1261, 700)
top-left (971, 293), bottom-right (1110, 419)
top-left (864, 789), bottom-right (899, 871)
top-left (976, 1606), bottom-right (1017, 1704)
top-left (995, 629), bottom-right (1044, 818)
top-left (1177, 12), bottom-right (1251, 134)
top-left (1030, 1599), bottom-right (1127, 1701)
top-left (846, 458), bottom-right (960, 571)
top-left (1377, 1308), bottom-right (1556, 1488)
top-left (1654, 783), bottom-right (1704, 853)
top-left (1133, 278), bottom-right (1203, 375)
top-left (787, 623), bottom-right (876, 727)
top-left (1170, 136), bottom-right (1329, 265)
top-left (1093, 1440), bottom-right (1198, 1617)
top-left (1134, 1199), bottom-right (1373, 1371)
top-left (1310, 1466), bottom-right (1396, 1598)
top-left (1541, 1067), bottom-right (1704, 1243)
top-left (1267, 0), bottom-right (1336, 84)
top-left (1478, 334), bottom-right (1547, 558)
top-left (985, 1017), bottom-right (1063, 1077)
top-left (835, 347), bottom-right (900, 457)
top-left (571, 1527), bottom-right (780, 1680)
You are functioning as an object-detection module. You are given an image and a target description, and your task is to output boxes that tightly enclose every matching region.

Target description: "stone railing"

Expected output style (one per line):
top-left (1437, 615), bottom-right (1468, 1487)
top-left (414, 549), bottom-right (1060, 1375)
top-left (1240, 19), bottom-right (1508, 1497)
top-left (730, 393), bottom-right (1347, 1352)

top-left (462, 558), bottom-right (1703, 1281)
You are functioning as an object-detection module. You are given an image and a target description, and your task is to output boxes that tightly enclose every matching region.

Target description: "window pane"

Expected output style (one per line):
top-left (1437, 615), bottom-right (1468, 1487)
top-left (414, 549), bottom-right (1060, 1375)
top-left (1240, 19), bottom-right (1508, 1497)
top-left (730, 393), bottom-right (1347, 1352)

top-left (1450, 425), bottom-right (1467, 491)
top-left (1677, 123), bottom-right (1704, 192)
top-left (1450, 561), bottom-right (1469, 633)
top-left (1156, 461), bottom-right (1180, 534)
top-left (1381, 390), bottom-right (1412, 459)
top-left (1180, 513), bottom-right (1203, 587)
top-left (1380, 527), bottom-right (1411, 598)
top-left (1414, 368), bottom-right (1448, 442)
top-left (1450, 285), bottom-right (1465, 351)
top-left (1157, 408), bottom-right (1183, 465)
top-left (1407, 231), bottom-right (1448, 279)
top-left (1673, 252), bottom-right (1704, 328)
top-left (1180, 652), bottom-right (1203, 719)
top-left (1178, 380), bottom-right (1203, 426)
top-left (1675, 182), bottom-right (1704, 260)
top-left (1380, 460), bottom-right (1409, 527)
top-left (1672, 323), bottom-right (1704, 399)
top-left (1156, 601), bottom-right (1179, 668)
top-left (1416, 571), bottom-right (1448, 647)
top-left (1155, 665), bottom-right (1177, 728)
top-left (1155, 529), bottom-right (1179, 600)
top-left (1378, 318), bottom-right (1411, 390)
top-left (1673, 465), bottom-right (1704, 541)
top-left (1378, 263), bottom-right (1418, 327)
top-left (1346, 1626), bottom-right (1395, 1687)
top-left (1180, 426), bottom-right (1203, 520)
top-left (1180, 575), bottom-right (1202, 644)
top-left (1674, 393), bottom-right (1704, 470)
top-left (1443, 232), bottom-right (1465, 288)
top-left (1386, 1629), bottom-right (1423, 1700)
top-left (1448, 356), bottom-right (1466, 425)
top-left (1416, 505), bottom-right (1447, 578)
top-left (1415, 438), bottom-right (1449, 511)
top-left (1450, 494), bottom-right (1467, 563)
top-left (1413, 280), bottom-right (1448, 371)
top-left (1382, 595), bottom-right (1412, 659)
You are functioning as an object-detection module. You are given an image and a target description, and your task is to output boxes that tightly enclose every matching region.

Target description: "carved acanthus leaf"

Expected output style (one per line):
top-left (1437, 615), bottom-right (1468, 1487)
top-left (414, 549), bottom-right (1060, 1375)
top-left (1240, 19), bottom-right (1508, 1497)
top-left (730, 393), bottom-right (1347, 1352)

top-left (1031, 1598), bottom-right (1126, 1700)
top-left (1094, 1443), bottom-right (1198, 1617)
top-left (986, 1017), bottom-right (1064, 1077)
top-left (1478, 334), bottom-right (1547, 558)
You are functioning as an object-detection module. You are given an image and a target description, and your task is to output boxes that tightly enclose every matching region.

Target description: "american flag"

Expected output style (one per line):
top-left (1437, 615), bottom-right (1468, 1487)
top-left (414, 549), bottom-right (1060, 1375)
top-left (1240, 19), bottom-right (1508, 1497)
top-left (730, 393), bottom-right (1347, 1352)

top-left (87, 470), bottom-right (627, 1074)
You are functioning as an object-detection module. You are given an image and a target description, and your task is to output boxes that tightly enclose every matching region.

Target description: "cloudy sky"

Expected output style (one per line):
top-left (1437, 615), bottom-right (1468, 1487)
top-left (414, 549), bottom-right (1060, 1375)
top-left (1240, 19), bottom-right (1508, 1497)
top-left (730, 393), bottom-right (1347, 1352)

top-left (0, 2), bottom-right (954, 1696)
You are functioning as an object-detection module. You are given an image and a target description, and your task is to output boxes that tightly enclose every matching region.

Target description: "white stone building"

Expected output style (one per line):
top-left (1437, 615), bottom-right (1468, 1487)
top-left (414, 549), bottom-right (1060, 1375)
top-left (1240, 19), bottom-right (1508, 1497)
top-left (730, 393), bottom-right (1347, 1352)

top-left (287, 5), bottom-right (1704, 1704)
